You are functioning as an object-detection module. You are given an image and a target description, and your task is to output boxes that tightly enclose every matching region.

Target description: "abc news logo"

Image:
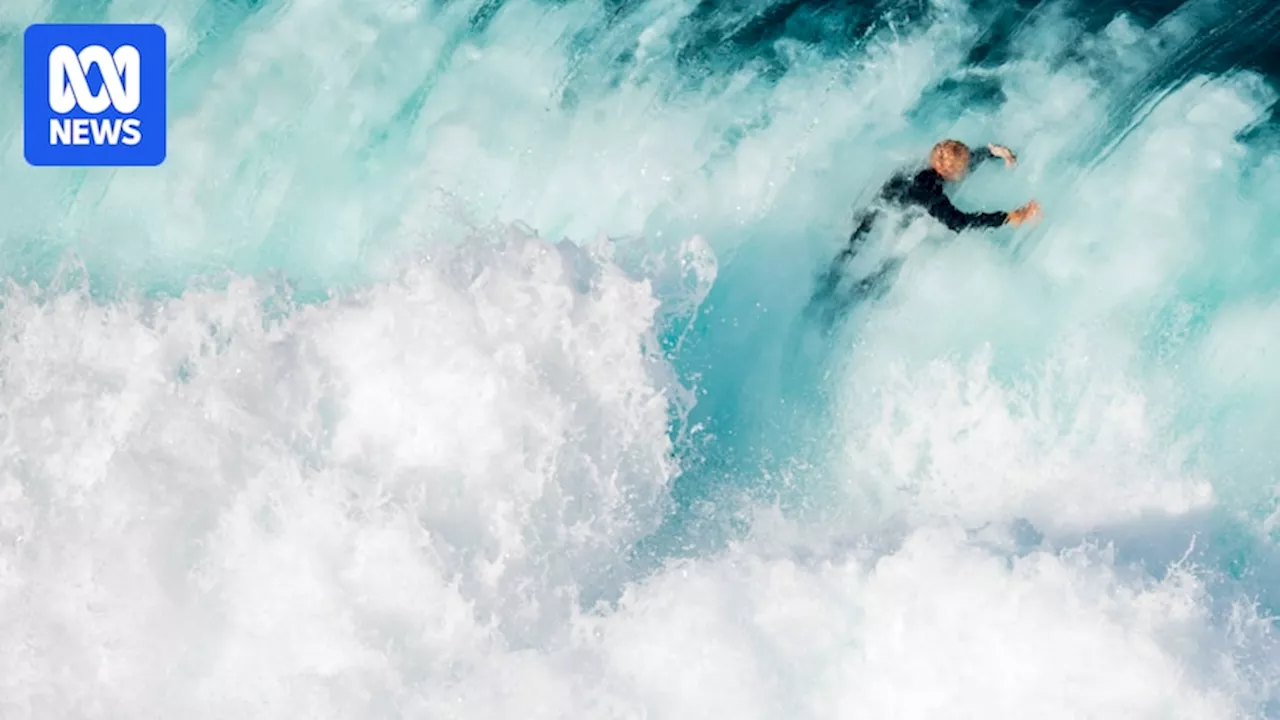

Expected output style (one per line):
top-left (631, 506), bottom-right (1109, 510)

top-left (48, 44), bottom-right (144, 147)
top-left (24, 23), bottom-right (167, 167)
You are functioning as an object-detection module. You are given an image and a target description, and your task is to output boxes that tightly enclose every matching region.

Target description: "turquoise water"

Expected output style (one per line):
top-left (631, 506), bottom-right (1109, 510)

top-left (2, 0), bottom-right (1280, 716)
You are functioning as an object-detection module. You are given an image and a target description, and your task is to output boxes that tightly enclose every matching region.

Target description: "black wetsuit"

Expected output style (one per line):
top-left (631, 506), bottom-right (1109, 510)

top-left (846, 146), bottom-right (1007, 254)
top-left (811, 147), bottom-right (1009, 317)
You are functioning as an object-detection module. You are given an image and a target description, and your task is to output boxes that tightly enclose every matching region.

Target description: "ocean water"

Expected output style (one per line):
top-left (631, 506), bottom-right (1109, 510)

top-left (2, 0), bottom-right (1280, 716)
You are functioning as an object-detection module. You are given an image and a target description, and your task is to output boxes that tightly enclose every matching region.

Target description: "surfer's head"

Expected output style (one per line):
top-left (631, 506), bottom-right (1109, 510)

top-left (930, 139), bottom-right (971, 181)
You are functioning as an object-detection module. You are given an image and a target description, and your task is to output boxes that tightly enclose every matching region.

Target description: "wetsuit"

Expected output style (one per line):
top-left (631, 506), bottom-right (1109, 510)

top-left (846, 146), bottom-right (1007, 253)
top-left (810, 147), bottom-right (1009, 320)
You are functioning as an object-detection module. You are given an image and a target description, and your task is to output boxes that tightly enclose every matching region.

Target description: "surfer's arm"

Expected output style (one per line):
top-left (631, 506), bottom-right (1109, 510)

top-left (973, 144), bottom-right (1017, 167)
top-left (924, 193), bottom-right (1009, 232)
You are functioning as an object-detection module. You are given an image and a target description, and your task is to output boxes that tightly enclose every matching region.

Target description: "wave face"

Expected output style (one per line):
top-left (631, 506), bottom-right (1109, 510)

top-left (2, 0), bottom-right (1280, 717)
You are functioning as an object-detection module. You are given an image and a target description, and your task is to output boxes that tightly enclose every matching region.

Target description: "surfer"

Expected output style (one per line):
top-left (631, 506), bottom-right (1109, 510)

top-left (810, 139), bottom-right (1041, 319)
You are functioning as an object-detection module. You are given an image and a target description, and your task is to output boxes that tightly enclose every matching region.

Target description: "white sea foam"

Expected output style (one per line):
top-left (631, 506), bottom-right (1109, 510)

top-left (0, 229), bottom-right (681, 715)
top-left (0, 228), bottom-right (1275, 719)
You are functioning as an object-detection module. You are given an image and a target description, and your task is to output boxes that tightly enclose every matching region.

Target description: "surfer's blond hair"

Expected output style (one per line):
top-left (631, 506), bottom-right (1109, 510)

top-left (930, 139), bottom-right (971, 178)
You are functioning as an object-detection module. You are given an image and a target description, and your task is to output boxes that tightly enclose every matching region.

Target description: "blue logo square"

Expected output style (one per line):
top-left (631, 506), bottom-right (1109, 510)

top-left (24, 23), bottom-right (167, 167)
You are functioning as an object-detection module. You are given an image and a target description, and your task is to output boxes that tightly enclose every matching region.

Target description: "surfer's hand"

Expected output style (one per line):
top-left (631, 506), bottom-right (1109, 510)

top-left (1007, 200), bottom-right (1040, 226)
top-left (987, 144), bottom-right (1017, 167)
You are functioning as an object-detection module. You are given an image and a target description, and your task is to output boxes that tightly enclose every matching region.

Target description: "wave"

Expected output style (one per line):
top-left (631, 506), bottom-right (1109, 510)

top-left (1, 0), bottom-right (1278, 716)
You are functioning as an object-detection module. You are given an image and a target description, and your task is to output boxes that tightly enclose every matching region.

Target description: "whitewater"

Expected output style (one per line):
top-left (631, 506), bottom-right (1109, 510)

top-left (1, 0), bottom-right (1279, 716)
